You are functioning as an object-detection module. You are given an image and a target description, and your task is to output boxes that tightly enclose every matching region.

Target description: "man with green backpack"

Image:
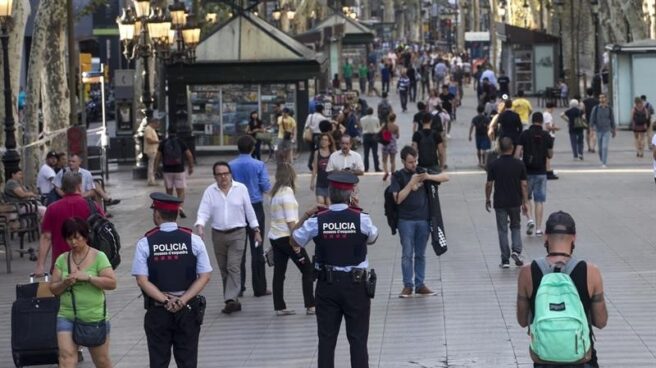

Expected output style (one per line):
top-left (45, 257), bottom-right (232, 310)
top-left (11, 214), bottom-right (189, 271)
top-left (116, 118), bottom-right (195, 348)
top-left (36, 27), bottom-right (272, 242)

top-left (516, 211), bottom-right (608, 367)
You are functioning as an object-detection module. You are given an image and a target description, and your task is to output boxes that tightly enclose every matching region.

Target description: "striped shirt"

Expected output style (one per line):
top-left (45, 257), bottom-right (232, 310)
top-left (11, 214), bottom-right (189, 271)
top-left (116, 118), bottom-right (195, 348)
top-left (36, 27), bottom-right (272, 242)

top-left (268, 186), bottom-right (299, 240)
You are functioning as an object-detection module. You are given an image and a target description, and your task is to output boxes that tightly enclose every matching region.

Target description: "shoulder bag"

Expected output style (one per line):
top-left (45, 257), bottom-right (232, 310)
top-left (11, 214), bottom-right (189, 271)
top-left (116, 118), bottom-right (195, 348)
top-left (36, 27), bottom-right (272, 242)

top-left (67, 253), bottom-right (108, 347)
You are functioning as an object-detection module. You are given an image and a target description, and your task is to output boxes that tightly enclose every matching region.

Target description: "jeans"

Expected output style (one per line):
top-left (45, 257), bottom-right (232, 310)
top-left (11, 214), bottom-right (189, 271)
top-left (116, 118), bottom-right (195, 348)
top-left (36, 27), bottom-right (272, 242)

top-left (345, 77), bottom-right (353, 91)
top-left (382, 78), bottom-right (390, 93)
top-left (397, 219), bottom-right (430, 288)
top-left (362, 134), bottom-right (380, 172)
top-left (569, 130), bottom-right (584, 158)
top-left (251, 139), bottom-right (262, 161)
top-left (596, 130), bottom-right (611, 165)
top-left (359, 77), bottom-right (367, 94)
top-left (399, 91), bottom-right (408, 111)
top-left (409, 81), bottom-right (417, 102)
top-left (494, 207), bottom-right (522, 263)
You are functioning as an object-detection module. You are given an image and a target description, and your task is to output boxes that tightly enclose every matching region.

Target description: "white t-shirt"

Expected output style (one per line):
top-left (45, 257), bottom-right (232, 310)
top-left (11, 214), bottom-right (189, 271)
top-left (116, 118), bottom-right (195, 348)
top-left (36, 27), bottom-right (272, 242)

top-left (36, 164), bottom-right (56, 194)
top-left (268, 186), bottom-right (299, 240)
top-left (652, 134), bottom-right (656, 177)
top-left (543, 111), bottom-right (555, 138)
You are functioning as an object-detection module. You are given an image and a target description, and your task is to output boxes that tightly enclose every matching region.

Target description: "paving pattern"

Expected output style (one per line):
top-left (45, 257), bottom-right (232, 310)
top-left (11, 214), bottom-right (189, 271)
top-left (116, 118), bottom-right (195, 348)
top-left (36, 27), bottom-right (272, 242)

top-left (1, 86), bottom-right (656, 367)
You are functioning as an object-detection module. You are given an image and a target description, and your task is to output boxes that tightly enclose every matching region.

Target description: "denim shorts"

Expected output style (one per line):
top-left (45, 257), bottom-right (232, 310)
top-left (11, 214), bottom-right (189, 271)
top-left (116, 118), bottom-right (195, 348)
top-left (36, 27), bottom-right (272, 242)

top-left (315, 186), bottom-right (329, 198)
top-left (56, 317), bottom-right (111, 334)
top-left (527, 174), bottom-right (547, 202)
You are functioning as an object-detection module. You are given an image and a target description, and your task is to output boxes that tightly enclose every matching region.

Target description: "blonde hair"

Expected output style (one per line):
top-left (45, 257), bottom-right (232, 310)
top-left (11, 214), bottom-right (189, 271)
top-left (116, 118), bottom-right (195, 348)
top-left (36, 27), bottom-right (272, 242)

top-left (271, 163), bottom-right (296, 198)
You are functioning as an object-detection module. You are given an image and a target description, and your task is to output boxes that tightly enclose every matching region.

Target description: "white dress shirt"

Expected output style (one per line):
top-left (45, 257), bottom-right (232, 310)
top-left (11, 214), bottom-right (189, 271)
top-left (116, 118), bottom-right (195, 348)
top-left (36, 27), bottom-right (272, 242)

top-left (326, 150), bottom-right (365, 172)
top-left (194, 181), bottom-right (259, 231)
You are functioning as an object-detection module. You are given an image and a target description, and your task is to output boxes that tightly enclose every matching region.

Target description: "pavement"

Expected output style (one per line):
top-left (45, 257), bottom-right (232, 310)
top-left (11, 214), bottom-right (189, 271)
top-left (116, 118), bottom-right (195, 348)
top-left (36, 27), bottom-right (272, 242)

top-left (2, 85), bottom-right (656, 367)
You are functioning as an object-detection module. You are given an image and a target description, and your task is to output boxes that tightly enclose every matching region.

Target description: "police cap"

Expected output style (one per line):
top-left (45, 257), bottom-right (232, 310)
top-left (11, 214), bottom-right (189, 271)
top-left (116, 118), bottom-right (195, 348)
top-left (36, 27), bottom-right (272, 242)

top-left (327, 171), bottom-right (359, 190)
top-left (150, 192), bottom-right (182, 212)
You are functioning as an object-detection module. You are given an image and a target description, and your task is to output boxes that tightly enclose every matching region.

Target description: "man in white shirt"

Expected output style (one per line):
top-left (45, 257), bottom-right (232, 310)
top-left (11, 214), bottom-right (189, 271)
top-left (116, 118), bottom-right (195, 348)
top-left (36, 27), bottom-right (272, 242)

top-left (53, 154), bottom-right (120, 207)
top-left (326, 135), bottom-right (365, 175)
top-left (305, 104), bottom-right (328, 171)
top-left (360, 107), bottom-right (382, 172)
top-left (36, 151), bottom-right (58, 204)
top-left (195, 161), bottom-right (262, 314)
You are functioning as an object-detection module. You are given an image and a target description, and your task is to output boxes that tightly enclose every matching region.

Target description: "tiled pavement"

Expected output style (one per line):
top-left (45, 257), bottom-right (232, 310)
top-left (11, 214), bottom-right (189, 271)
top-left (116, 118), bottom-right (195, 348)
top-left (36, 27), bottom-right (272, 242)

top-left (1, 87), bottom-right (656, 367)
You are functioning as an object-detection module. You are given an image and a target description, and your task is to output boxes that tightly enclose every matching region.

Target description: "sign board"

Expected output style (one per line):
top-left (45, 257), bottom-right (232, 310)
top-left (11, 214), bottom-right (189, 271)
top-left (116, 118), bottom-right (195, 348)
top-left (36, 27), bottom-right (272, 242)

top-left (114, 69), bottom-right (135, 100)
top-left (465, 31), bottom-right (490, 42)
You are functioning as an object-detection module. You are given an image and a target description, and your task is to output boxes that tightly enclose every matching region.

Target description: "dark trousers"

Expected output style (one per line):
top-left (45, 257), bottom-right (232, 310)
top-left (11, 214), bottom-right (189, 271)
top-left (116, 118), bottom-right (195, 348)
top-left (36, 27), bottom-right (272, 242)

top-left (421, 80), bottom-right (430, 99)
top-left (345, 77), bottom-right (353, 91)
top-left (251, 139), bottom-right (262, 160)
top-left (307, 133), bottom-right (321, 170)
top-left (399, 91), bottom-right (408, 111)
top-left (362, 134), bottom-right (380, 172)
top-left (316, 277), bottom-right (370, 368)
top-left (359, 77), bottom-right (367, 94)
top-left (144, 305), bottom-right (201, 368)
top-left (241, 201), bottom-right (267, 296)
top-left (409, 81), bottom-right (417, 102)
top-left (569, 130), bottom-right (585, 158)
top-left (271, 236), bottom-right (315, 310)
top-left (382, 78), bottom-right (390, 93)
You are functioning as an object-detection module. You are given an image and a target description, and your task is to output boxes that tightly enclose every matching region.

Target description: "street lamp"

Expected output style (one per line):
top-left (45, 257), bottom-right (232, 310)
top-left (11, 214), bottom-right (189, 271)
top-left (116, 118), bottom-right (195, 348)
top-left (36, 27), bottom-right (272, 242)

top-left (590, 0), bottom-right (601, 95)
top-left (0, 0), bottom-right (18, 179)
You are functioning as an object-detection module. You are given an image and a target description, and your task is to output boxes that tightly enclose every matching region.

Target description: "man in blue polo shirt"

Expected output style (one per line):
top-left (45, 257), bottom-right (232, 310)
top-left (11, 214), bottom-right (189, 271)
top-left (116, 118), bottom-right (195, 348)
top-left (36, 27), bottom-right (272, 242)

top-left (230, 135), bottom-right (272, 297)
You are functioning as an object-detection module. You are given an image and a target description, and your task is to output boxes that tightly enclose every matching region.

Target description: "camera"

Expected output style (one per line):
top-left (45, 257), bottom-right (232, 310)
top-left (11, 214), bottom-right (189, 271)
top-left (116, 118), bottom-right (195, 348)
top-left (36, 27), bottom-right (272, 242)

top-left (416, 167), bottom-right (427, 174)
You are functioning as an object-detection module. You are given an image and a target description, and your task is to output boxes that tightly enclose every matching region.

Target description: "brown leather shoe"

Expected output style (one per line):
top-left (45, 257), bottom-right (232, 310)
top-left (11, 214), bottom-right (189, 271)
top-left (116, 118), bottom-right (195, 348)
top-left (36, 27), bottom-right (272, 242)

top-left (415, 286), bottom-right (437, 297)
top-left (398, 287), bottom-right (413, 298)
top-left (221, 300), bottom-right (242, 314)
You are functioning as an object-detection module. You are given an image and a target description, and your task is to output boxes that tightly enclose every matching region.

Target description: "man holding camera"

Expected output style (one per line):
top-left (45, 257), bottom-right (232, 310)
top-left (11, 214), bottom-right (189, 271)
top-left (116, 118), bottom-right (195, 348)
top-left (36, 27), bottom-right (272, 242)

top-left (391, 146), bottom-right (449, 298)
top-left (326, 135), bottom-right (365, 175)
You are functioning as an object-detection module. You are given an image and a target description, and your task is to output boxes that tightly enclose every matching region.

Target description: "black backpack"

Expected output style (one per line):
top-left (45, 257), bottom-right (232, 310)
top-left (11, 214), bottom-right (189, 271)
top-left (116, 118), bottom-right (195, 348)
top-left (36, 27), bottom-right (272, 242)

top-left (523, 129), bottom-right (547, 170)
top-left (634, 108), bottom-right (648, 127)
top-left (383, 171), bottom-right (405, 235)
top-left (162, 138), bottom-right (182, 166)
top-left (377, 101), bottom-right (391, 123)
top-left (86, 200), bottom-right (121, 269)
top-left (417, 130), bottom-right (439, 167)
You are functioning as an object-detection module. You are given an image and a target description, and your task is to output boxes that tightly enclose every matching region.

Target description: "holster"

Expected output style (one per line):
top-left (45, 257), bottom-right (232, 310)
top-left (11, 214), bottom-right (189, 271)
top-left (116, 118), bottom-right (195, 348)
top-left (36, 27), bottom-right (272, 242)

top-left (312, 256), bottom-right (319, 281)
top-left (365, 269), bottom-right (377, 299)
top-left (192, 295), bottom-right (207, 325)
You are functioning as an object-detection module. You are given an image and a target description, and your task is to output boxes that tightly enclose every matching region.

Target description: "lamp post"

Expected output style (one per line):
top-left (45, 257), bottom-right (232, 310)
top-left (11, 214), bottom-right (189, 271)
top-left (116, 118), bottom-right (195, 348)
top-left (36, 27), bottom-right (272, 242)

top-left (590, 0), bottom-right (601, 96)
top-left (0, 0), bottom-right (17, 180)
top-left (554, 0), bottom-right (564, 78)
top-left (117, 0), bottom-right (202, 179)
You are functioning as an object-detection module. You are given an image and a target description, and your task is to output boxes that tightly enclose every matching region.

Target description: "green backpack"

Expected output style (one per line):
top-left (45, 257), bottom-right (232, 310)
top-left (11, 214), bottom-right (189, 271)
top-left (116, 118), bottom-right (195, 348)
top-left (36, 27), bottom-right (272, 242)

top-left (530, 258), bottom-right (591, 364)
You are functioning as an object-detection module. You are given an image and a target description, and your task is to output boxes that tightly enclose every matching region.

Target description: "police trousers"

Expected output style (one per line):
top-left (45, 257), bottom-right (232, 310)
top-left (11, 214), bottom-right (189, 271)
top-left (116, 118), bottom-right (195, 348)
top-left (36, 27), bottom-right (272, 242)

top-left (316, 274), bottom-right (371, 368)
top-left (144, 302), bottom-right (202, 368)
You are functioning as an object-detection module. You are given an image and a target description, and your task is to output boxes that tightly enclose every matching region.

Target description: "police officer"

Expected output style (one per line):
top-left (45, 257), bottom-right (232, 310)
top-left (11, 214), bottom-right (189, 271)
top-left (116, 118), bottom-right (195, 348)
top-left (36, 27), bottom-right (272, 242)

top-left (132, 193), bottom-right (212, 368)
top-left (292, 172), bottom-right (378, 368)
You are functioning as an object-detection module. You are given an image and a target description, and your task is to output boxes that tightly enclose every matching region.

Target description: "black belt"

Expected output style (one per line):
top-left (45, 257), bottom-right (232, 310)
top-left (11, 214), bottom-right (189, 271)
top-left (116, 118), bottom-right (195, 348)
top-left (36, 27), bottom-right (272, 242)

top-left (213, 227), bottom-right (245, 234)
top-left (317, 266), bottom-right (367, 284)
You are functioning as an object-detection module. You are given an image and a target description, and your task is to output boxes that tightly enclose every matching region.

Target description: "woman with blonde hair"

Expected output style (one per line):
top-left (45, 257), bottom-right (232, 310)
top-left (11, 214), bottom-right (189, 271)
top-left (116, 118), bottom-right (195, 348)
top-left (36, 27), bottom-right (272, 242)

top-left (269, 163), bottom-right (315, 316)
top-left (49, 217), bottom-right (116, 368)
top-left (311, 133), bottom-right (335, 205)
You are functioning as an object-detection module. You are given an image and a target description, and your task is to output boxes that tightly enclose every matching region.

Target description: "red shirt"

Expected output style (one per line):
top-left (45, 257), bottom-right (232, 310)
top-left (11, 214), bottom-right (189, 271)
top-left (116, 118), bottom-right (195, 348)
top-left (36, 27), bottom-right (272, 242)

top-left (41, 193), bottom-right (105, 270)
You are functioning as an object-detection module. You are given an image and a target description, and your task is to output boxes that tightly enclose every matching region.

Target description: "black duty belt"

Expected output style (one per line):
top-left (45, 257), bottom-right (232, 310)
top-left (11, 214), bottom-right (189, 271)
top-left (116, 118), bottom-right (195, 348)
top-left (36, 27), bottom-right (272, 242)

top-left (317, 266), bottom-right (367, 284)
top-left (213, 227), bottom-right (245, 234)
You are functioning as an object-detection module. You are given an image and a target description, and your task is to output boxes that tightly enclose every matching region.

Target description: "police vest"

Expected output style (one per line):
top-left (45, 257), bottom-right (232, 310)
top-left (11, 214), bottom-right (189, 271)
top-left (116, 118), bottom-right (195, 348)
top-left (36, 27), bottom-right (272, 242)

top-left (146, 226), bottom-right (197, 292)
top-left (313, 208), bottom-right (368, 267)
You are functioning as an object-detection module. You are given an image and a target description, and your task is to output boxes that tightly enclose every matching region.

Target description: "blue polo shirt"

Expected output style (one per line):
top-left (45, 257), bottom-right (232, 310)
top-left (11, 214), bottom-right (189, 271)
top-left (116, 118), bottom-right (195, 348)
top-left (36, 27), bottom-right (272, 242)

top-left (229, 154), bottom-right (272, 204)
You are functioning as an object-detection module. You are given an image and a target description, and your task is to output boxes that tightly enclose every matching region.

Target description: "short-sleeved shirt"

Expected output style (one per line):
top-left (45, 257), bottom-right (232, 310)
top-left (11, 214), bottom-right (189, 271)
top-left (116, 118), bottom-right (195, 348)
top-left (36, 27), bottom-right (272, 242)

top-left (268, 186), bottom-right (299, 240)
top-left (390, 169), bottom-right (429, 221)
top-left (518, 125), bottom-right (554, 175)
top-left (439, 93), bottom-right (455, 112)
top-left (512, 98), bottom-right (533, 124)
top-left (487, 155), bottom-right (527, 209)
top-left (36, 164), bottom-right (56, 194)
top-left (42, 194), bottom-right (104, 271)
top-left (326, 150), bottom-right (364, 172)
top-left (4, 179), bottom-right (23, 202)
top-left (158, 137), bottom-right (189, 173)
top-left (131, 222), bottom-right (213, 280)
top-left (412, 129), bottom-right (443, 168)
top-left (413, 111), bottom-right (428, 128)
top-left (565, 107), bottom-right (584, 132)
top-left (277, 116), bottom-right (296, 139)
top-left (472, 114), bottom-right (490, 136)
top-left (53, 167), bottom-right (96, 193)
top-left (55, 251), bottom-right (112, 322)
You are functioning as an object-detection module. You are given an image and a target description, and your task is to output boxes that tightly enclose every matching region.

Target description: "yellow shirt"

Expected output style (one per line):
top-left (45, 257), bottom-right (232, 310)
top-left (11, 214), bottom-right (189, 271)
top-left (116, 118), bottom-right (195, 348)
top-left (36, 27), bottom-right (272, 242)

top-left (512, 98), bottom-right (533, 125)
top-left (277, 116), bottom-right (296, 139)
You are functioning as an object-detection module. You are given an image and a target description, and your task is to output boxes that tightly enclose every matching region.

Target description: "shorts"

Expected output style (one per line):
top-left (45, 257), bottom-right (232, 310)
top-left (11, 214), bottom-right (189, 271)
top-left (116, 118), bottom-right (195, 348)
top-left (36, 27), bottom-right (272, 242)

top-left (475, 136), bottom-right (491, 150)
top-left (57, 317), bottom-right (111, 334)
top-left (163, 172), bottom-right (187, 189)
top-left (527, 174), bottom-right (547, 202)
top-left (315, 186), bottom-right (329, 198)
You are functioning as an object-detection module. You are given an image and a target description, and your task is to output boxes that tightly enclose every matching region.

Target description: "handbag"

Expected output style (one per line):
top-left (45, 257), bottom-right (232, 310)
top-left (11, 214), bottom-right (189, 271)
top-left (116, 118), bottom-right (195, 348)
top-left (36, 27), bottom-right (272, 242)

top-left (573, 116), bottom-right (587, 129)
top-left (303, 127), bottom-right (313, 143)
top-left (263, 246), bottom-right (274, 267)
top-left (68, 253), bottom-right (108, 348)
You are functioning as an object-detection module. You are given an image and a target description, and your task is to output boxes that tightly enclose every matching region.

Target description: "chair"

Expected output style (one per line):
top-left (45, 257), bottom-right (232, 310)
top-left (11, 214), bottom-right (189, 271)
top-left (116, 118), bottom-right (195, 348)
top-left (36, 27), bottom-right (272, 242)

top-left (0, 196), bottom-right (40, 261)
top-left (87, 146), bottom-right (106, 188)
top-left (0, 216), bottom-right (12, 272)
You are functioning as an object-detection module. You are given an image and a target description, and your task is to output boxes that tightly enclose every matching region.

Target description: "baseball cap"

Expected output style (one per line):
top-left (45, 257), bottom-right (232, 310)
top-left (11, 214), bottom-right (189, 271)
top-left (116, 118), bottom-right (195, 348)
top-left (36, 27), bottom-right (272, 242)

top-left (545, 211), bottom-right (576, 235)
top-left (46, 151), bottom-right (58, 159)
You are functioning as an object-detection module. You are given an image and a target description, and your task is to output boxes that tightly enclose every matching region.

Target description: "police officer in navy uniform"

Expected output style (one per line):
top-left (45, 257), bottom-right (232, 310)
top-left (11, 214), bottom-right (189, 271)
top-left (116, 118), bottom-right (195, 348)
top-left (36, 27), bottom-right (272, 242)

top-left (132, 193), bottom-right (212, 368)
top-left (292, 172), bottom-right (378, 368)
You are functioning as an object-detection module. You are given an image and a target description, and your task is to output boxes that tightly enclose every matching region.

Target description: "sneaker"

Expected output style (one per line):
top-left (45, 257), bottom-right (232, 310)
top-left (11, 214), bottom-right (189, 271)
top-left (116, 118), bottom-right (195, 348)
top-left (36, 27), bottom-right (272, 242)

top-left (500, 262), bottom-right (510, 269)
top-left (579, 155), bottom-right (584, 161)
top-left (179, 208), bottom-right (187, 219)
top-left (415, 286), bottom-right (437, 297)
top-left (526, 220), bottom-right (535, 236)
top-left (398, 287), bottom-right (413, 298)
top-left (276, 309), bottom-right (296, 316)
top-left (511, 252), bottom-right (524, 266)
top-left (601, 164), bottom-right (607, 169)
top-left (306, 307), bottom-right (316, 315)
top-left (221, 300), bottom-right (242, 314)
top-left (536, 229), bottom-right (543, 237)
